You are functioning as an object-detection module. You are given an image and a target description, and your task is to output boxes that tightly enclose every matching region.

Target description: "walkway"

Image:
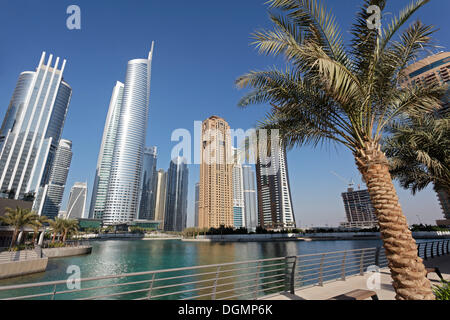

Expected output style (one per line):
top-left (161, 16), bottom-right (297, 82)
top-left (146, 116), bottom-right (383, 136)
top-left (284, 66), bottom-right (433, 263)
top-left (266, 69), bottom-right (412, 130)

top-left (262, 255), bottom-right (450, 300)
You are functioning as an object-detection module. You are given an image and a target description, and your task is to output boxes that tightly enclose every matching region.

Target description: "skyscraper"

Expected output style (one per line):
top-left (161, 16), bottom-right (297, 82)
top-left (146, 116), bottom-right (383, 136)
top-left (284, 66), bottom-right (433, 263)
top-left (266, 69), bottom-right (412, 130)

top-left (0, 52), bottom-right (71, 204)
top-left (256, 145), bottom-right (296, 230)
top-left (242, 165), bottom-right (258, 232)
top-left (89, 81), bottom-right (124, 220)
top-left (34, 139), bottom-right (72, 219)
top-left (103, 43), bottom-right (155, 225)
top-left (198, 116), bottom-right (233, 229)
top-left (194, 182), bottom-right (199, 228)
top-left (138, 146), bottom-right (157, 220)
top-left (232, 149), bottom-right (245, 228)
top-left (66, 182), bottom-right (88, 219)
top-left (401, 52), bottom-right (450, 225)
top-left (164, 157), bottom-right (189, 232)
top-left (154, 169), bottom-right (167, 227)
top-left (340, 187), bottom-right (377, 229)
top-left (401, 51), bottom-right (449, 113)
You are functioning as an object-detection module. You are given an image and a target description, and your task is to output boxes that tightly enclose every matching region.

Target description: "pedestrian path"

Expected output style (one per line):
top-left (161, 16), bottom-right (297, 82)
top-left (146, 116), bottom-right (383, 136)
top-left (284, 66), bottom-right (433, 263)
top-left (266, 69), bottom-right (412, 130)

top-left (262, 255), bottom-right (450, 300)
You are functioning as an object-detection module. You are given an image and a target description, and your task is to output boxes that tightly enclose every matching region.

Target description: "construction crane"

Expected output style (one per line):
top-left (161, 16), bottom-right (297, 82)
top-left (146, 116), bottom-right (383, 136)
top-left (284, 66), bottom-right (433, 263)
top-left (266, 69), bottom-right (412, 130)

top-left (330, 171), bottom-right (355, 189)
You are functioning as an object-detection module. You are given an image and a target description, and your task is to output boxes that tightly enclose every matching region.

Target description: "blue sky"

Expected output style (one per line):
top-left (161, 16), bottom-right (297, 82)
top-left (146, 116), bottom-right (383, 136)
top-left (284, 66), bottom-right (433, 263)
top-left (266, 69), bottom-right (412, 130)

top-left (0, 0), bottom-right (448, 227)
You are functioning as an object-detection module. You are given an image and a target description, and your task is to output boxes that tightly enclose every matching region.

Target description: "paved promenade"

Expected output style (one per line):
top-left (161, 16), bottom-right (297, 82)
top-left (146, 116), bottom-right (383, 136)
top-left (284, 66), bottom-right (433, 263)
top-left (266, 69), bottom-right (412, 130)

top-left (262, 255), bottom-right (450, 300)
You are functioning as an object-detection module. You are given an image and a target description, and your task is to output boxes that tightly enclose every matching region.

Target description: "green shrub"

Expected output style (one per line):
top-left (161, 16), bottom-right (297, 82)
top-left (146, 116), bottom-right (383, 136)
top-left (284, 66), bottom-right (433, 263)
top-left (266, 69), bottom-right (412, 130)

top-left (433, 280), bottom-right (450, 300)
top-left (46, 242), bottom-right (66, 248)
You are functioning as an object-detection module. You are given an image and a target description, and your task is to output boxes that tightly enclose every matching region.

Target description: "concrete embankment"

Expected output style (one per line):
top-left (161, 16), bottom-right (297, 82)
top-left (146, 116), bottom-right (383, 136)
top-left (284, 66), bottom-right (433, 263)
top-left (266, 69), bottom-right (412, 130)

top-left (75, 233), bottom-right (182, 241)
top-left (183, 231), bottom-right (450, 242)
top-left (43, 246), bottom-right (92, 258)
top-left (0, 249), bottom-right (48, 279)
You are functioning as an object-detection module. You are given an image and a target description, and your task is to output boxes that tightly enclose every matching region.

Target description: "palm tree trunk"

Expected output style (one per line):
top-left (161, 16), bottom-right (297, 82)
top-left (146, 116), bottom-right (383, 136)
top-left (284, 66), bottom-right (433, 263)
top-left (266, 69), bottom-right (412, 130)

top-left (10, 228), bottom-right (18, 248)
top-left (355, 141), bottom-right (434, 300)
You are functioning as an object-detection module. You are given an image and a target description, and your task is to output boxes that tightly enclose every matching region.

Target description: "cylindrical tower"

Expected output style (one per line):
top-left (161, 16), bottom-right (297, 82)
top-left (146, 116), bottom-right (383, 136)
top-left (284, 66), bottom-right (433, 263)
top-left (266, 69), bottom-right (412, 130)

top-left (103, 44), bottom-right (154, 225)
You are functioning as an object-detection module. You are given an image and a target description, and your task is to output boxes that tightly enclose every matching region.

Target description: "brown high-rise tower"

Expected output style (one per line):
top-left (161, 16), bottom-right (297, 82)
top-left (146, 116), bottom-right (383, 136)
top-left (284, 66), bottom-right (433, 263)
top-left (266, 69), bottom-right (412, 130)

top-left (198, 116), bottom-right (233, 228)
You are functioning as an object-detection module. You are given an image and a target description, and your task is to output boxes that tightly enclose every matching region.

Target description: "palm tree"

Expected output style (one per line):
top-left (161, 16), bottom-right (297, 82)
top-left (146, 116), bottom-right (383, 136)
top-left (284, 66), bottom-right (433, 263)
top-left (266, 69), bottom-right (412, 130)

top-left (236, 0), bottom-right (447, 299)
top-left (0, 207), bottom-right (37, 248)
top-left (30, 215), bottom-right (49, 244)
top-left (61, 219), bottom-right (79, 243)
top-left (383, 111), bottom-right (449, 201)
top-left (48, 218), bottom-right (65, 244)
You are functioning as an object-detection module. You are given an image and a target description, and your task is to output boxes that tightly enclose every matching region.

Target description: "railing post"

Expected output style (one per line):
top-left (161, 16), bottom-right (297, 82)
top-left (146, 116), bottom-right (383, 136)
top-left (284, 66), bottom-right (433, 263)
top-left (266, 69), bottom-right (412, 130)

top-left (417, 243), bottom-right (421, 258)
top-left (51, 284), bottom-right (57, 300)
top-left (341, 252), bottom-right (347, 281)
top-left (319, 254), bottom-right (325, 286)
top-left (254, 262), bottom-right (261, 300)
top-left (285, 256), bottom-right (296, 294)
top-left (424, 242), bottom-right (428, 260)
top-left (211, 266), bottom-right (221, 300)
top-left (431, 242), bottom-right (435, 259)
top-left (147, 273), bottom-right (156, 300)
top-left (375, 247), bottom-right (380, 267)
top-left (447, 240), bottom-right (450, 255)
top-left (359, 249), bottom-right (365, 276)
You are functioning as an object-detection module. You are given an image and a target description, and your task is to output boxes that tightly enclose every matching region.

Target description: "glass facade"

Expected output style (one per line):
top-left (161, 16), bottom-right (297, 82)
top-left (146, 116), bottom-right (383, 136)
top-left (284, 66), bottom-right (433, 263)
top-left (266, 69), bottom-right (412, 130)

top-left (164, 157), bottom-right (189, 232)
top-left (89, 82), bottom-right (124, 220)
top-left (0, 53), bottom-right (71, 204)
top-left (67, 182), bottom-right (88, 219)
top-left (138, 146), bottom-right (158, 220)
top-left (34, 139), bottom-right (72, 218)
top-left (103, 44), bottom-right (154, 225)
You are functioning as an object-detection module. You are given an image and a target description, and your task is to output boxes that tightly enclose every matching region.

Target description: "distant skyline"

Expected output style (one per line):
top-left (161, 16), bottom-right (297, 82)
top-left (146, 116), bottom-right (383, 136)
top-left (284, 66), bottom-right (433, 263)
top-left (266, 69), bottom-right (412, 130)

top-left (0, 0), bottom-right (449, 227)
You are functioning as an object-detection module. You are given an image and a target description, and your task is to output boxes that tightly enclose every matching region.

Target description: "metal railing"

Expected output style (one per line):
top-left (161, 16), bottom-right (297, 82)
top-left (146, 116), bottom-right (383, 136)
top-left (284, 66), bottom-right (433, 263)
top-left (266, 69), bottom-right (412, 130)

top-left (0, 240), bottom-right (447, 300)
top-left (417, 239), bottom-right (450, 260)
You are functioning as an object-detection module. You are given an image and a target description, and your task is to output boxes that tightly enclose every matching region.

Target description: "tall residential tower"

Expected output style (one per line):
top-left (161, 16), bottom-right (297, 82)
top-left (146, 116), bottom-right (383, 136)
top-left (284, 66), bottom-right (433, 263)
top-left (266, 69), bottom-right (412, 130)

top-left (256, 145), bottom-right (296, 230)
top-left (101, 43), bottom-right (155, 225)
top-left (138, 146), bottom-right (158, 220)
top-left (164, 157), bottom-right (189, 232)
top-left (198, 116), bottom-right (233, 229)
top-left (0, 52), bottom-right (71, 207)
top-left (34, 139), bottom-right (72, 218)
top-left (89, 81), bottom-right (124, 219)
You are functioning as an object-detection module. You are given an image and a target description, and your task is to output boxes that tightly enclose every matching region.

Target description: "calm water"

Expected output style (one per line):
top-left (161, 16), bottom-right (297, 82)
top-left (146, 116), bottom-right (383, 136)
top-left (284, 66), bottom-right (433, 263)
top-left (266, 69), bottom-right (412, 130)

top-left (0, 238), bottom-right (431, 299)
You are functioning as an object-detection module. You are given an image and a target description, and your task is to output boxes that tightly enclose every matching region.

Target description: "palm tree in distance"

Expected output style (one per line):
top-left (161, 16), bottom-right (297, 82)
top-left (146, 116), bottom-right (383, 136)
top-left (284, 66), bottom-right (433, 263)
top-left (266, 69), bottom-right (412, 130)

top-left (0, 207), bottom-right (37, 248)
top-left (383, 111), bottom-right (449, 201)
top-left (30, 215), bottom-right (49, 244)
top-left (61, 219), bottom-right (79, 243)
top-left (49, 218), bottom-right (65, 244)
top-left (236, 0), bottom-right (447, 299)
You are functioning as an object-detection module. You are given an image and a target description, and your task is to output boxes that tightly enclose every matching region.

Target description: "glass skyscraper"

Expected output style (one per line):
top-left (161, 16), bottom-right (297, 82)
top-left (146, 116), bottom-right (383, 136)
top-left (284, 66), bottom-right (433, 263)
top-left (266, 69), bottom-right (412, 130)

top-left (96, 43), bottom-right (155, 225)
top-left (89, 81), bottom-right (124, 219)
top-left (0, 52), bottom-right (71, 206)
top-left (138, 146), bottom-right (158, 220)
top-left (164, 157), bottom-right (189, 232)
top-left (66, 182), bottom-right (88, 219)
top-left (232, 148), bottom-right (245, 228)
top-left (256, 145), bottom-right (296, 230)
top-left (242, 165), bottom-right (258, 232)
top-left (34, 139), bottom-right (72, 218)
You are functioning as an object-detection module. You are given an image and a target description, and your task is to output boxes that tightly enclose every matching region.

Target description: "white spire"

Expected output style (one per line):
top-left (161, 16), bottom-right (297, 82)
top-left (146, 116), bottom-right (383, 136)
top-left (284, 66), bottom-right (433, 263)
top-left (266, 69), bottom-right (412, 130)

top-left (148, 41), bottom-right (155, 60)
